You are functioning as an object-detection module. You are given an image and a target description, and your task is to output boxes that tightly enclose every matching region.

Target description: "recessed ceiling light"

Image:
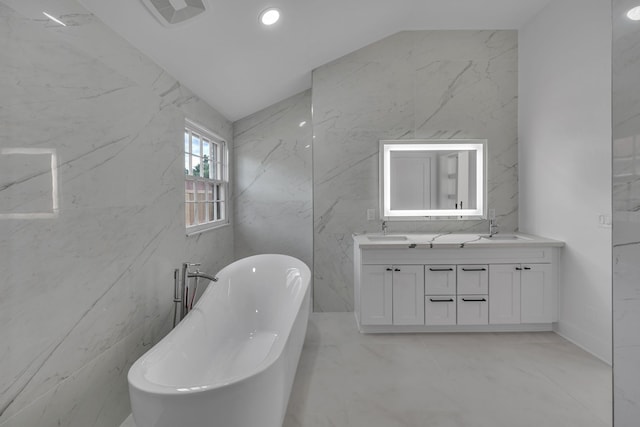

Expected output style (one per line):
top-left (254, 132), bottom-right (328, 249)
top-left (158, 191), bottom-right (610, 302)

top-left (627, 6), bottom-right (640, 21)
top-left (299, 121), bottom-right (307, 127)
top-left (260, 8), bottom-right (280, 26)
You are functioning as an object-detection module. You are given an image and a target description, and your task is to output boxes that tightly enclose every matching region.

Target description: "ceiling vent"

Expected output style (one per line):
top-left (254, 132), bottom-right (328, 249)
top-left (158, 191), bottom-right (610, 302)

top-left (141, 0), bottom-right (208, 27)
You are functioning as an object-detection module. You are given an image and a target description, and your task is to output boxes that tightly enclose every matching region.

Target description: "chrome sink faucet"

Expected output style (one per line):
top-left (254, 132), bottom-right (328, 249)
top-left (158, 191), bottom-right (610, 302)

top-left (489, 218), bottom-right (499, 237)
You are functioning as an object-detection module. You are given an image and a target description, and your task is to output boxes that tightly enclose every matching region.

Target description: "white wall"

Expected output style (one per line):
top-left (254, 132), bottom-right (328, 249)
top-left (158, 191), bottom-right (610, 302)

top-left (519, 0), bottom-right (611, 363)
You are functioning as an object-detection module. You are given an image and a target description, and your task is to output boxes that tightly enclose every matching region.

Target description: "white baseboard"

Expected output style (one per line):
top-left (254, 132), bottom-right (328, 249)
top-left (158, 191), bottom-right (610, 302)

top-left (359, 323), bottom-right (553, 334)
top-left (553, 323), bottom-right (612, 365)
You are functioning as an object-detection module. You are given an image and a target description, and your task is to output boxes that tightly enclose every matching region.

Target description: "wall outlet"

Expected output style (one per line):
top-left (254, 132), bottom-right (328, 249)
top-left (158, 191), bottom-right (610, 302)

top-left (367, 209), bottom-right (376, 221)
top-left (598, 214), bottom-right (612, 228)
top-left (488, 209), bottom-right (496, 220)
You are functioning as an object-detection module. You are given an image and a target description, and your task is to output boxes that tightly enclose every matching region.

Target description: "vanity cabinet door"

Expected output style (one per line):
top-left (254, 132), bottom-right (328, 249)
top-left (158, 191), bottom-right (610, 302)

top-left (457, 296), bottom-right (489, 325)
top-left (521, 264), bottom-right (554, 323)
top-left (392, 265), bottom-right (425, 325)
top-left (361, 265), bottom-right (393, 325)
top-left (457, 265), bottom-right (489, 294)
top-left (425, 265), bottom-right (456, 295)
top-left (425, 296), bottom-right (457, 325)
top-left (489, 265), bottom-right (521, 324)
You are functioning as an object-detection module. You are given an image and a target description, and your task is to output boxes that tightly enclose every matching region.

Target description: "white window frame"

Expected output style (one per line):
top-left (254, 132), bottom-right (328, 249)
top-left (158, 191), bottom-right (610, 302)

top-left (184, 119), bottom-right (229, 235)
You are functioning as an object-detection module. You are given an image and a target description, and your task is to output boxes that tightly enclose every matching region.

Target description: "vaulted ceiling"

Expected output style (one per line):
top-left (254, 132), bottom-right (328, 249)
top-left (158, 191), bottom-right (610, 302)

top-left (76, 0), bottom-right (553, 121)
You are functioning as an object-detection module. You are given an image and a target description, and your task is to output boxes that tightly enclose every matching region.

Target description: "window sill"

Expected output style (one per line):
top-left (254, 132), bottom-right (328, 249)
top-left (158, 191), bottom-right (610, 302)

top-left (186, 221), bottom-right (230, 237)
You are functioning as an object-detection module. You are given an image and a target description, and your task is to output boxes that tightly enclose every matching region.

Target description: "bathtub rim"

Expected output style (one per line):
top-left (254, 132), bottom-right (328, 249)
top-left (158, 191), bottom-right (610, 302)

top-left (128, 254), bottom-right (310, 396)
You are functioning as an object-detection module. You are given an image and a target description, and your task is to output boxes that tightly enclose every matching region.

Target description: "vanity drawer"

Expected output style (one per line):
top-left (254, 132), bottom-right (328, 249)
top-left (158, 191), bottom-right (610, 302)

top-left (457, 295), bottom-right (489, 325)
top-left (457, 265), bottom-right (488, 294)
top-left (425, 265), bottom-right (456, 295)
top-left (425, 296), bottom-right (457, 325)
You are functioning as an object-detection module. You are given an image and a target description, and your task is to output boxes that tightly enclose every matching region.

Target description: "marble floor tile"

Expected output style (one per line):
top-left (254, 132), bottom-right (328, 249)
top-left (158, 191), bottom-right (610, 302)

top-left (122, 313), bottom-right (611, 427)
top-left (284, 313), bottom-right (612, 427)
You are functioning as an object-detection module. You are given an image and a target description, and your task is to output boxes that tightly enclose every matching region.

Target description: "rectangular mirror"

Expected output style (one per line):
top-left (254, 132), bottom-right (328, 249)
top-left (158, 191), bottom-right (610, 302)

top-left (380, 139), bottom-right (487, 219)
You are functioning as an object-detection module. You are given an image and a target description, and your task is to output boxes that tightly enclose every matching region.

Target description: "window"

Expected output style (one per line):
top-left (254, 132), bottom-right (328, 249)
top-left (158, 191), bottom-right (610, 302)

top-left (184, 120), bottom-right (228, 233)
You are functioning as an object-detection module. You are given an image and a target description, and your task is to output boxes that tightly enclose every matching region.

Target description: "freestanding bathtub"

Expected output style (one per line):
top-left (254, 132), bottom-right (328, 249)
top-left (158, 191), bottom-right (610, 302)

top-left (128, 254), bottom-right (311, 427)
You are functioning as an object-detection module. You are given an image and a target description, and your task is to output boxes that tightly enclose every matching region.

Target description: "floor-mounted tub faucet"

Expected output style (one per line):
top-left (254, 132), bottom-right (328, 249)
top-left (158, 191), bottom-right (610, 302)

top-left (180, 262), bottom-right (199, 322)
top-left (188, 270), bottom-right (218, 282)
top-left (173, 263), bottom-right (218, 327)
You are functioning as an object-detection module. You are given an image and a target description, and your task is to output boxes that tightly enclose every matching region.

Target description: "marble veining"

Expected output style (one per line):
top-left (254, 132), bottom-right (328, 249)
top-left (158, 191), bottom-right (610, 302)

top-left (0, 1), bottom-right (233, 426)
top-left (233, 90), bottom-right (312, 270)
top-left (312, 30), bottom-right (518, 311)
top-left (353, 232), bottom-right (563, 249)
top-left (613, 0), bottom-right (640, 424)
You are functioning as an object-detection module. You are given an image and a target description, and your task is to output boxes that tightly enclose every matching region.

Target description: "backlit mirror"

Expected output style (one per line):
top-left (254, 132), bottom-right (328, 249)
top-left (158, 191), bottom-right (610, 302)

top-left (380, 139), bottom-right (487, 219)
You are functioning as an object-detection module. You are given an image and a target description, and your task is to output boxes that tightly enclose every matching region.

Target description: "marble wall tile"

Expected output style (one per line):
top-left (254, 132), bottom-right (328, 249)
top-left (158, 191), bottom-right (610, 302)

top-left (233, 90), bottom-right (312, 269)
top-left (613, 0), bottom-right (640, 424)
top-left (0, 322), bottom-right (158, 427)
top-left (312, 30), bottom-right (518, 311)
top-left (0, 1), bottom-right (234, 426)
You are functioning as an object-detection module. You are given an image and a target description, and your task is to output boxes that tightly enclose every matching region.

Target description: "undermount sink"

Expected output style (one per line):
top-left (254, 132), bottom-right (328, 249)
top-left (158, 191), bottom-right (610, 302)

top-left (480, 234), bottom-right (531, 241)
top-left (367, 235), bottom-right (409, 242)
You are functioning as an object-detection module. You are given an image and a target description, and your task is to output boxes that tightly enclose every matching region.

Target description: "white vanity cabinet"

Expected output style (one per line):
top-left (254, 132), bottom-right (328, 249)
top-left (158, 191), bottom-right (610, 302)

top-left (489, 264), bottom-right (555, 324)
top-left (360, 265), bottom-right (393, 325)
top-left (456, 265), bottom-right (489, 325)
top-left (520, 264), bottom-right (555, 323)
top-left (425, 265), bottom-right (457, 325)
top-left (457, 296), bottom-right (489, 325)
top-left (425, 296), bottom-right (457, 325)
top-left (488, 264), bottom-right (522, 324)
top-left (354, 234), bottom-right (563, 333)
top-left (457, 265), bottom-right (489, 294)
top-left (360, 264), bottom-right (424, 326)
top-left (392, 265), bottom-right (425, 325)
top-left (425, 265), bottom-right (456, 294)
top-left (425, 264), bottom-right (492, 326)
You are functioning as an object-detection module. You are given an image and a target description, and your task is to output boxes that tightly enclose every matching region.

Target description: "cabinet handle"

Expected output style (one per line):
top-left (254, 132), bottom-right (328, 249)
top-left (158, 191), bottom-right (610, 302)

top-left (394, 268), bottom-right (401, 272)
top-left (429, 268), bottom-right (454, 272)
top-left (386, 268), bottom-right (393, 272)
top-left (429, 298), bottom-right (454, 302)
top-left (524, 267), bottom-right (532, 270)
top-left (515, 267), bottom-right (522, 271)
top-left (462, 298), bottom-right (487, 302)
top-left (461, 268), bottom-right (486, 272)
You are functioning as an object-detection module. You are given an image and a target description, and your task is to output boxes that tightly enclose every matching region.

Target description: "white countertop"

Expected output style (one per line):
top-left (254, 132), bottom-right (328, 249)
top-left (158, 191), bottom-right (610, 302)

top-left (353, 233), bottom-right (565, 249)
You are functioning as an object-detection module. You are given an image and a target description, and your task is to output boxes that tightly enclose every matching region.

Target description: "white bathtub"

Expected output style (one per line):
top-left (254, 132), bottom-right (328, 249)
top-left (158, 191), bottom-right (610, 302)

top-left (128, 254), bottom-right (311, 427)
